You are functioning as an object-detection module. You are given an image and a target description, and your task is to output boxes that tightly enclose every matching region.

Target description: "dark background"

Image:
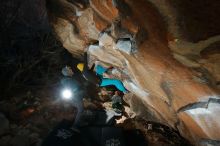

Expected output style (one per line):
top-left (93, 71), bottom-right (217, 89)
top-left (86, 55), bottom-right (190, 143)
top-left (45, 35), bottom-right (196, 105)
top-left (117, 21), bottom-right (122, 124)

top-left (0, 0), bottom-right (77, 98)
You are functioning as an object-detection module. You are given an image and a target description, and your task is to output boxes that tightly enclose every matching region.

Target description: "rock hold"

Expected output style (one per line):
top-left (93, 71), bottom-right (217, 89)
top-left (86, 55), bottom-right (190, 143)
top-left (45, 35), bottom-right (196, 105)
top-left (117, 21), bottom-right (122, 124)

top-left (116, 39), bottom-right (132, 55)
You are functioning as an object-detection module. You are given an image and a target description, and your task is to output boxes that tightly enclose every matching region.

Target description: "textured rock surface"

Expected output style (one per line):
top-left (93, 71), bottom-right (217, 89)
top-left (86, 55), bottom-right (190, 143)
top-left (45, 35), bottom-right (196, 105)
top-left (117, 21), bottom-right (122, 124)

top-left (47, 0), bottom-right (220, 145)
top-left (77, 8), bottom-right (108, 41)
top-left (89, 0), bottom-right (119, 23)
top-left (52, 18), bottom-right (86, 58)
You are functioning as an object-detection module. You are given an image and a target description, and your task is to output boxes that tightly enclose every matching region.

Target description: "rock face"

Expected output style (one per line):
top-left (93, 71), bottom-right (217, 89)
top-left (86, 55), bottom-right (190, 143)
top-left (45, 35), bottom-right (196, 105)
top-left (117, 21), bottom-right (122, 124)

top-left (46, 0), bottom-right (220, 145)
top-left (89, 0), bottom-right (119, 23)
top-left (52, 18), bottom-right (86, 58)
top-left (78, 8), bottom-right (108, 41)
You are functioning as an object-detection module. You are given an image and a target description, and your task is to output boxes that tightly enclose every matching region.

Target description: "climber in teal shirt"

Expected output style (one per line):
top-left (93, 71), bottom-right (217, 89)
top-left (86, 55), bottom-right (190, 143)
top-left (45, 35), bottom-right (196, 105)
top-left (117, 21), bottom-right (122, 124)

top-left (95, 64), bottom-right (127, 93)
top-left (78, 52), bottom-right (128, 93)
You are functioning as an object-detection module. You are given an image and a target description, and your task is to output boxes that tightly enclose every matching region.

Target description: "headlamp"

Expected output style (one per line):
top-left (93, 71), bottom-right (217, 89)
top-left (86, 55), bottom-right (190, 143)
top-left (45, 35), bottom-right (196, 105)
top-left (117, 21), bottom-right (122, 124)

top-left (61, 89), bottom-right (73, 100)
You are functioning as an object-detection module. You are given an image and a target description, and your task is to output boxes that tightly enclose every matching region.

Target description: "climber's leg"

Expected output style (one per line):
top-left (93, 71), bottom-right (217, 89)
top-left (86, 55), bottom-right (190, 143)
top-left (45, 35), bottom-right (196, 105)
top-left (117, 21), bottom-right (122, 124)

top-left (100, 78), bottom-right (127, 92)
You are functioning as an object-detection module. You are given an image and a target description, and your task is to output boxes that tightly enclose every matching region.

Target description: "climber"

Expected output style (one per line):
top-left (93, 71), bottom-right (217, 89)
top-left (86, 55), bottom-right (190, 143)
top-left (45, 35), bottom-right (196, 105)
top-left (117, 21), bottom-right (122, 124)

top-left (78, 52), bottom-right (128, 93)
top-left (95, 64), bottom-right (128, 93)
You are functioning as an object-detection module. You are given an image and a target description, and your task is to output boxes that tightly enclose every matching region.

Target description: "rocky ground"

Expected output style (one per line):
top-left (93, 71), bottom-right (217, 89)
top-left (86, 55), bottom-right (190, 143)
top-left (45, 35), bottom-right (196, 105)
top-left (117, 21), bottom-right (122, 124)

top-left (0, 90), bottom-right (77, 146)
top-left (0, 89), bottom-right (192, 146)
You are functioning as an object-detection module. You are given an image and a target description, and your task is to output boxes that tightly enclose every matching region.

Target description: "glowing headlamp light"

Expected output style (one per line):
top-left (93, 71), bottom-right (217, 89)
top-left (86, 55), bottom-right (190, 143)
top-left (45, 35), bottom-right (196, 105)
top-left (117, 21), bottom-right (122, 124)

top-left (61, 89), bottom-right (73, 100)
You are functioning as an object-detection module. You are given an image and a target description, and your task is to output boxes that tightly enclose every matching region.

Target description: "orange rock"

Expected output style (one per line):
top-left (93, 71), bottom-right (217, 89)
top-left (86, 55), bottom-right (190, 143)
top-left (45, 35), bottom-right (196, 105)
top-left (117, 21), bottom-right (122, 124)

top-left (90, 0), bottom-right (119, 23)
top-left (78, 8), bottom-right (108, 41)
top-left (53, 18), bottom-right (87, 58)
top-left (121, 17), bottom-right (139, 34)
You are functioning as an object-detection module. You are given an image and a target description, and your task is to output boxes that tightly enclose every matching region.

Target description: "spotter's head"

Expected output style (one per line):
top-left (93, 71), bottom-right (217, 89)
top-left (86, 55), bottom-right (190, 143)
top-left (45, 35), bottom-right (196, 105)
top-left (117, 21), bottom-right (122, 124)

top-left (62, 66), bottom-right (74, 77)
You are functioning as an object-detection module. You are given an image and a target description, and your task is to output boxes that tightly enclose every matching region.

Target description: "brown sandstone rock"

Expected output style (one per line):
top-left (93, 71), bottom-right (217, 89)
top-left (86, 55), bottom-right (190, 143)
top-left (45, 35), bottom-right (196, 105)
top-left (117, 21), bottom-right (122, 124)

top-left (200, 53), bottom-right (220, 85)
top-left (90, 0), bottom-right (119, 23)
top-left (53, 18), bottom-right (86, 58)
top-left (178, 101), bottom-right (220, 144)
top-left (78, 8), bottom-right (108, 41)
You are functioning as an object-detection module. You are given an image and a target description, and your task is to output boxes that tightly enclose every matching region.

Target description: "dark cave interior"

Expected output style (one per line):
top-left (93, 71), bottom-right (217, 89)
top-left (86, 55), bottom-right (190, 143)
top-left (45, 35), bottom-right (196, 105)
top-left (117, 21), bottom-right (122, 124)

top-left (0, 0), bottom-right (220, 146)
